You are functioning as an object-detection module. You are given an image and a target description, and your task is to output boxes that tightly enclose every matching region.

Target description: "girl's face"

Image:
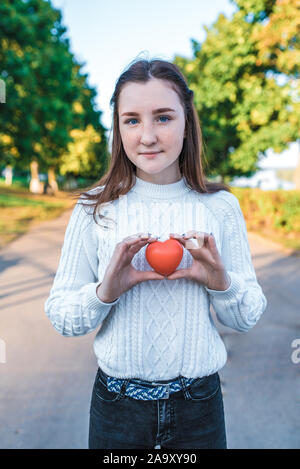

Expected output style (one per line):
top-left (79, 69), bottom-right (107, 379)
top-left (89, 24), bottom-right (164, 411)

top-left (118, 78), bottom-right (186, 184)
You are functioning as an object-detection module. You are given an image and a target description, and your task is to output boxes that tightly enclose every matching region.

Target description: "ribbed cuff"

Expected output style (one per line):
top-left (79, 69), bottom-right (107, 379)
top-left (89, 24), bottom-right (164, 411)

top-left (204, 271), bottom-right (241, 300)
top-left (86, 282), bottom-right (120, 311)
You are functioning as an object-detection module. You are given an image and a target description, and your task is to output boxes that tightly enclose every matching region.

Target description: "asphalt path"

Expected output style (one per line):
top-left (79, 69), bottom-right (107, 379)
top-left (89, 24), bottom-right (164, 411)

top-left (0, 208), bottom-right (299, 449)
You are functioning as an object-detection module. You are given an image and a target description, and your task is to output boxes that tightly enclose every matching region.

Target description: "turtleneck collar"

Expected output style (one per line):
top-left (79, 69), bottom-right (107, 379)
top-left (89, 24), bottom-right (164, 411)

top-left (131, 174), bottom-right (190, 200)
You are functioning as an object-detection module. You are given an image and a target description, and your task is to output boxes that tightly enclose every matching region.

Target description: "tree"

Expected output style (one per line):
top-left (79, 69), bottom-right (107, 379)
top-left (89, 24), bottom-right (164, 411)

top-left (174, 0), bottom-right (300, 182)
top-left (0, 0), bottom-right (108, 192)
top-left (59, 124), bottom-right (107, 178)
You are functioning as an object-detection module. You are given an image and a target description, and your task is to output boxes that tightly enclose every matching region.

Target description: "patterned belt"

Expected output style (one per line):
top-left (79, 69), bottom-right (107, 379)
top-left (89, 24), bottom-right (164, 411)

top-left (101, 370), bottom-right (197, 401)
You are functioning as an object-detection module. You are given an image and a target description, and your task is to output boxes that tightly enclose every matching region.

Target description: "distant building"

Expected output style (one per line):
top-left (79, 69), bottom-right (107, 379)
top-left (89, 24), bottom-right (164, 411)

top-left (230, 169), bottom-right (296, 190)
top-left (230, 142), bottom-right (300, 190)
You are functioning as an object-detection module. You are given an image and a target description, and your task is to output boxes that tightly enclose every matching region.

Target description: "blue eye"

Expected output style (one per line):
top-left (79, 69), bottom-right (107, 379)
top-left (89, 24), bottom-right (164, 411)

top-left (125, 115), bottom-right (171, 125)
top-left (159, 115), bottom-right (170, 123)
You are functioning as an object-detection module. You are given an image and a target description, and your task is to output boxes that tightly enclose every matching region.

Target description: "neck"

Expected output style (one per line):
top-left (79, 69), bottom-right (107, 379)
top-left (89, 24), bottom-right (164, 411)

top-left (131, 174), bottom-right (190, 200)
top-left (135, 173), bottom-right (182, 185)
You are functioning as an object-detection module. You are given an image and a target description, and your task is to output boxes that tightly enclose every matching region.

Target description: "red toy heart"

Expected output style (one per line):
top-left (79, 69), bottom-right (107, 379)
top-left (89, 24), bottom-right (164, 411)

top-left (145, 239), bottom-right (183, 276)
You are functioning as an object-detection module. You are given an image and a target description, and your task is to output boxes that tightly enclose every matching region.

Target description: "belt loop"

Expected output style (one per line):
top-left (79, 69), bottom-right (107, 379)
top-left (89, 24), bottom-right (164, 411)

top-left (161, 383), bottom-right (170, 399)
top-left (178, 376), bottom-right (191, 400)
top-left (118, 378), bottom-right (130, 399)
top-left (98, 366), bottom-right (108, 385)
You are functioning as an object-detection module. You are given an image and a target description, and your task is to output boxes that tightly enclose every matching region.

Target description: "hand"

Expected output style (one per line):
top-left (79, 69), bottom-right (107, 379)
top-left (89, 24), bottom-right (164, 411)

top-left (167, 231), bottom-right (231, 291)
top-left (97, 233), bottom-right (165, 303)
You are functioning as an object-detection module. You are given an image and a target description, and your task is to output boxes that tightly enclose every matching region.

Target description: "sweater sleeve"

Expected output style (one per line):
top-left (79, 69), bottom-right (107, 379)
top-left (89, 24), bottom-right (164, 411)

top-left (205, 194), bottom-right (267, 332)
top-left (44, 198), bottom-right (120, 336)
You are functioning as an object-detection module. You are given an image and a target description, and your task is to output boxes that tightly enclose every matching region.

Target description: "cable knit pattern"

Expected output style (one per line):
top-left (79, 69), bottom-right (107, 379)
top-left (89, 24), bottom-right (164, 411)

top-left (44, 175), bottom-right (267, 380)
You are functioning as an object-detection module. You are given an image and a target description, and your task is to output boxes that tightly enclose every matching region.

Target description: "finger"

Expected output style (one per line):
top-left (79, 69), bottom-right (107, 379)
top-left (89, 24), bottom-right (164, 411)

top-left (169, 233), bottom-right (186, 242)
top-left (137, 232), bottom-right (160, 241)
top-left (169, 233), bottom-right (195, 251)
top-left (138, 270), bottom-right (165, 282)
top-left (170, 231), bottom-right (200, 241)
top-left (119, 236), bottom-right (146, 256)
top-left (182, 230), bottom-right (195, 238)
top-left (184, 232), bottom-right (205, 250)
top-left (170, 232), bottom-right (205, 250)
top-left (124, 232), bottom-right (153, 241)
top-left (123, 233), bottom-right (151, 246)
top-left (183, 230), bottom-right (205, 242)
top-left (207, 233), bottom-right (219, 253)
top-left (166, 268), bottom-right (191, 280)
top-left (199, 233), bottom-right (219, 259)
top-left (185, 238), bottom-right (200, 250)
top-left (128, 236), bottom-right (159, 256)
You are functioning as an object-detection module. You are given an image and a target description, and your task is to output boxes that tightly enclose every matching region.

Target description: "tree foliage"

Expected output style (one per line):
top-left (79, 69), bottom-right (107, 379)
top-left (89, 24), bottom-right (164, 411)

top-left (59, 124), bottom-right (107, 178)
top-left (174, 0), bottom-right (300, 181)
top-left (0, 0), bottom-right (108, 180)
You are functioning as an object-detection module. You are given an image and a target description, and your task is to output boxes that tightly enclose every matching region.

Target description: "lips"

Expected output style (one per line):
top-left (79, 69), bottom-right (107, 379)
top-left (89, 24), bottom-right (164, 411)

top-left (141, 151), bottom-right (161, 159)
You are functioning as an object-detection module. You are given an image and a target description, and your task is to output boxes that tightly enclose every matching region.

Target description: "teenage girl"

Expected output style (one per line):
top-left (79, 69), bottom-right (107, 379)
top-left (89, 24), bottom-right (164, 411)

top-left (45, 58), bottom-right (267, 449)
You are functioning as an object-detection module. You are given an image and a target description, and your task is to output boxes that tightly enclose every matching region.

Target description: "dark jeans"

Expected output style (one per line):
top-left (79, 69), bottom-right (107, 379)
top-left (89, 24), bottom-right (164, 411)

top-left (88, 367), bottom-right (227, 449)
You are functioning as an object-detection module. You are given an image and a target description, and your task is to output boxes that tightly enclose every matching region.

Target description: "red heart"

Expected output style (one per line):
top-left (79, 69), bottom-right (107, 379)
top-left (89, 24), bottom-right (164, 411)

top-left (145, 239), bottom-right (183, 276)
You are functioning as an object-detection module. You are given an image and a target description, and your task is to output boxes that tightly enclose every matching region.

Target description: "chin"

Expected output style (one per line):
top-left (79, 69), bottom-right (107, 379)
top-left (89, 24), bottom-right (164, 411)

top-left (141, 167), bottom-right (166, 175)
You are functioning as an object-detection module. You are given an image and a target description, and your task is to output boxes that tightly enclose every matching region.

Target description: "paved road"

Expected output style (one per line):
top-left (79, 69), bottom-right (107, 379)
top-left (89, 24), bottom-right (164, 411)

top-left (0, 208), bottom-right (299, 449)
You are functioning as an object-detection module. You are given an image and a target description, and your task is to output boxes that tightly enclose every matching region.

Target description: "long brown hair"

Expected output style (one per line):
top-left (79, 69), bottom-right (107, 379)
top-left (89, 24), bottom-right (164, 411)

top-left (71, 57), bottom-right (231, 229)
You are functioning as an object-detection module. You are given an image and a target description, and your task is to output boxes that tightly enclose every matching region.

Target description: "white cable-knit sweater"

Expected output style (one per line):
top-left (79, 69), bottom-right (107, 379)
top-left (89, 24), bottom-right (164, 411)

top-left (44, 175), bottom-right (267, 380)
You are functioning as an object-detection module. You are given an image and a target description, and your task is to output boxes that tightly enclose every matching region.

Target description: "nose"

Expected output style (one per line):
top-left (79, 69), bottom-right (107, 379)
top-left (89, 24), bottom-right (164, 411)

top-left (140, 122), bottom-right (158, 146)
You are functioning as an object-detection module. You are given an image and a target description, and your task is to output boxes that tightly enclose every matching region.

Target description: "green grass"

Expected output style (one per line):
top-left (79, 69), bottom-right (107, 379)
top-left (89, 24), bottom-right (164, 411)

top-left (0, 181), bottom-right (299, 256)
top-left (0, 193), bottom-right (65, 208)
top-left (0, 183), bottom-right (75, 249)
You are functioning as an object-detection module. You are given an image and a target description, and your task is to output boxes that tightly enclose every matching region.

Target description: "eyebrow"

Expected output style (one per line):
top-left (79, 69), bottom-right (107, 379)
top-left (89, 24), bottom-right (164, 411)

top-left (121, 107), bottom-right (176, 117)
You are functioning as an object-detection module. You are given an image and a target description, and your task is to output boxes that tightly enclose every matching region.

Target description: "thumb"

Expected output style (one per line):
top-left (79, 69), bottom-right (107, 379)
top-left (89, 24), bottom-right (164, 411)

top-left (165, 268), bottom-right (190, 280)
top-left (139, 270), bottom-right (165, 282)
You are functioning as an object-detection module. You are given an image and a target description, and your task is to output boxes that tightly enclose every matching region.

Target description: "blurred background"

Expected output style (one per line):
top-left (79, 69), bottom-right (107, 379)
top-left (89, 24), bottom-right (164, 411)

top-left (0, 0), bottom-right (299, 449)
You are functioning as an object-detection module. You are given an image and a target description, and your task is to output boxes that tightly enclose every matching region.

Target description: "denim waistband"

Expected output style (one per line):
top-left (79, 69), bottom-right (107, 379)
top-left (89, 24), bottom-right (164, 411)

top-left (98, 367), bottom-right (198, 401)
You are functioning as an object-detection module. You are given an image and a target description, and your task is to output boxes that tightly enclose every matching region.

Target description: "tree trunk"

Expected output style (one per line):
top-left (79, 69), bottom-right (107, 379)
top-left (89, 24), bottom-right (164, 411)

top-left (294, 142), bottom-right (300, 190)
top-left (0, 78), bottom-right (5, 104)
top-left (4, 165), bottom-right (13, 185)
top-left (29, 160), bottom-right (44, 194)
top-left (48, 167), bottom-right (58, 194)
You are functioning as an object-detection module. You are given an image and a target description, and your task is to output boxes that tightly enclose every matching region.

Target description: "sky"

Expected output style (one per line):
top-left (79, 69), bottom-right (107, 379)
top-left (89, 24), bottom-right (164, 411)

top-left (50, 0), bottom-right (299, 168)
